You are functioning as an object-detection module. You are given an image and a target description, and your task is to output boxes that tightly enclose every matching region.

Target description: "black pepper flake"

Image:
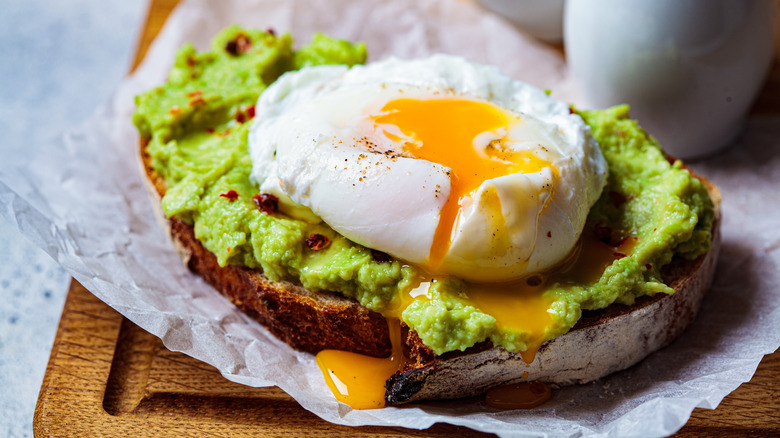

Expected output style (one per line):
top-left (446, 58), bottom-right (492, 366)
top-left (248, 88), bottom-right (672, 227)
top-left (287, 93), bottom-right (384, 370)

top-left (225, 41), bottom-right (237, 54)
top-left (370, 250), bottom-right (392, 263)
top-left (253, 193), bottom-right (278, 214)
top-left (225, 33), bottom-right (252, 56)
top-left (594, 224), bottom-right (613, 245)
top-left (645, 263), bottom-right (652, 270)
top-left (219, 190), bottom-right (239, 202)
top-left (306, 234), bottom-right (330, 250)
top-left (526, 275), bottom-right (542, 287)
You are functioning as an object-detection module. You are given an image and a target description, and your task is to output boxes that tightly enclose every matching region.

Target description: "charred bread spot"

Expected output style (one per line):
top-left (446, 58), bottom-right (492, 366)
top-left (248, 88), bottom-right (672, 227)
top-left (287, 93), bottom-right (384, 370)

top-left (386, 364), bottom-right (434, 405)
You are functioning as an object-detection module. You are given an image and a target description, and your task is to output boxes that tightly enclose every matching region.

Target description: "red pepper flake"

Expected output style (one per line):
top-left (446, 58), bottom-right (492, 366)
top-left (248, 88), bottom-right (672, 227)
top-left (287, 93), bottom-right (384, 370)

top-left (186, 90), bottom-right (202, 98)
top-left (189, 96), bottom-right (206, 106)
top-left (266, 27), bottom-right (276, 36)
top-left (169, 105), bottom-right (181, 115)
top-left (234, 105), bottom-right (256, 124)
top-left (306, 234), bottom-right (330, 250)
top-left (186, 56), bottom-right (196, 67)
top-left (225, 33), bottom-right (252, 56)
top-left (205, 127), bottom-right (215, 134)
top-left (547, 231), bottom-right (552, 238)
top-left (653, 228), bottom-right (657, 232)
top-left (252, 193), bottom-right (278, 214)
top-left (614, 252), bottom-right (627, 259)
top-left (371, 250), bottom-right (392, 263)
top-left (645, 263), bottom-right (652, 270)
top-left (568, 104), bottom-right (575, 114)
top-left (219, 190), bottom-right (239, 202)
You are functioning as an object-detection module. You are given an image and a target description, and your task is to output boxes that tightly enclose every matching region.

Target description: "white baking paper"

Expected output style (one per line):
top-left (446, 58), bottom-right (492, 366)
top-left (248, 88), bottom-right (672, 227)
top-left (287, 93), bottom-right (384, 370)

top-left (1, 0), bottom-right (778, 436)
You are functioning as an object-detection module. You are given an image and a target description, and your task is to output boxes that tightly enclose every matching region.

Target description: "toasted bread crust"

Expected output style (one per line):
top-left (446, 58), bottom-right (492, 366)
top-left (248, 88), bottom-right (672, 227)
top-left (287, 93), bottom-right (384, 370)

top-left (141, 140), bottom-right (721, 405)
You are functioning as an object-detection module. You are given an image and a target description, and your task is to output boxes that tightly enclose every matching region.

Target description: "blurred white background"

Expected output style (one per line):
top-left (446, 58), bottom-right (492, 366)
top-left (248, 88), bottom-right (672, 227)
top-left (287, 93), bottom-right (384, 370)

top-left (0, 1), bottom-right (148, 436)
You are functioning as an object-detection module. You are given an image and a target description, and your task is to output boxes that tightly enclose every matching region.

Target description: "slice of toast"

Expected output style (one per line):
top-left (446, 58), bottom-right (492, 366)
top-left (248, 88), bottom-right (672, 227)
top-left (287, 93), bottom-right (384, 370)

top-left (141, 140), bottom-right (721, 405)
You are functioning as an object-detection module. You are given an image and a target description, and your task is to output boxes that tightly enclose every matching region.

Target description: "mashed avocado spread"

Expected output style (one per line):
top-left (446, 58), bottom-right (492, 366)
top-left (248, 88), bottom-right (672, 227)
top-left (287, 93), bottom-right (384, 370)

top-left (134, 27), bottom-right (714, 356)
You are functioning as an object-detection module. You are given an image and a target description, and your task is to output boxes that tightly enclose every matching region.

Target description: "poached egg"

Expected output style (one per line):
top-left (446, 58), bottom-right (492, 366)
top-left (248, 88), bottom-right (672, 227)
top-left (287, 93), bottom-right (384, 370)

top-left (248, 55), bottom-right (606, 282)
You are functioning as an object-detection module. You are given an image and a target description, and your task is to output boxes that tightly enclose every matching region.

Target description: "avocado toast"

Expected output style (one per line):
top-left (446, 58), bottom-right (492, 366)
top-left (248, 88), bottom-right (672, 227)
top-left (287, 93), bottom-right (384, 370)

top-left (134, 26), bottom-right (720, 407)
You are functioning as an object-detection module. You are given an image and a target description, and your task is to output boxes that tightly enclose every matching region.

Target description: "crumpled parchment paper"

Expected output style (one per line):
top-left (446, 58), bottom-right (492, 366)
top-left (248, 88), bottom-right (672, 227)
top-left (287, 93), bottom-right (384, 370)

top-left (1, 0), bottom-right (778, 436)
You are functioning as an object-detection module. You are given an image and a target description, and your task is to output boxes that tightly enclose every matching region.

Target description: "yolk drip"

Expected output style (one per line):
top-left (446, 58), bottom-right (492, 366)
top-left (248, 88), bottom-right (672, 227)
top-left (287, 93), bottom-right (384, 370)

top-left (563, 232), bottom-right (640, 284)
top-left (464, 280), bottom-right (555, 364)
top-left (485, 381), bottom-right (552, 409)
top-left (459, 229), bottom-right (640, 364)
top-left (315, 318), bottom-right (404, 409)
top-left (383, 280), bottom-right (431, 320)
top-left (373, 98), bottom-right (551, 270)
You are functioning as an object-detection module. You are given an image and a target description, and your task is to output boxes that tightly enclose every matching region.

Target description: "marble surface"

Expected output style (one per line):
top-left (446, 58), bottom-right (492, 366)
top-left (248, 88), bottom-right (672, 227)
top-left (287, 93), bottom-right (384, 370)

top-left (0, 1), bottom-right (148, 436)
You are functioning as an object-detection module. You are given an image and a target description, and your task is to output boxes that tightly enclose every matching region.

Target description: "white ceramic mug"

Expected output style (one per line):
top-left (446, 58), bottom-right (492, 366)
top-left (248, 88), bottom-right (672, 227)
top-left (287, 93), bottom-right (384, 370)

top-left (565, 0), bottom-right (776, 159)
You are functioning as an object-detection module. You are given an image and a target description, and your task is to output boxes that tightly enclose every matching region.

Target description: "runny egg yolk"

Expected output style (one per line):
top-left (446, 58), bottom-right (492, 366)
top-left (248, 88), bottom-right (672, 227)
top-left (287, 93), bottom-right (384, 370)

top-left (316, 318), bottom-right (404, 410)
top-left (372, 98), bottom-right (552, 271)
top-left (464, 280), bottom-right (555, 364)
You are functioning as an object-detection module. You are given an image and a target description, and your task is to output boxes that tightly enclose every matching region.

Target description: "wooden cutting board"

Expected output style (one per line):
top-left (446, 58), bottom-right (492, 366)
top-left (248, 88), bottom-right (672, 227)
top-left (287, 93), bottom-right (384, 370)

top-left (34, 0), bottom-right (780, 436)
top-left (32, 282), bottom-right (780, 437)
